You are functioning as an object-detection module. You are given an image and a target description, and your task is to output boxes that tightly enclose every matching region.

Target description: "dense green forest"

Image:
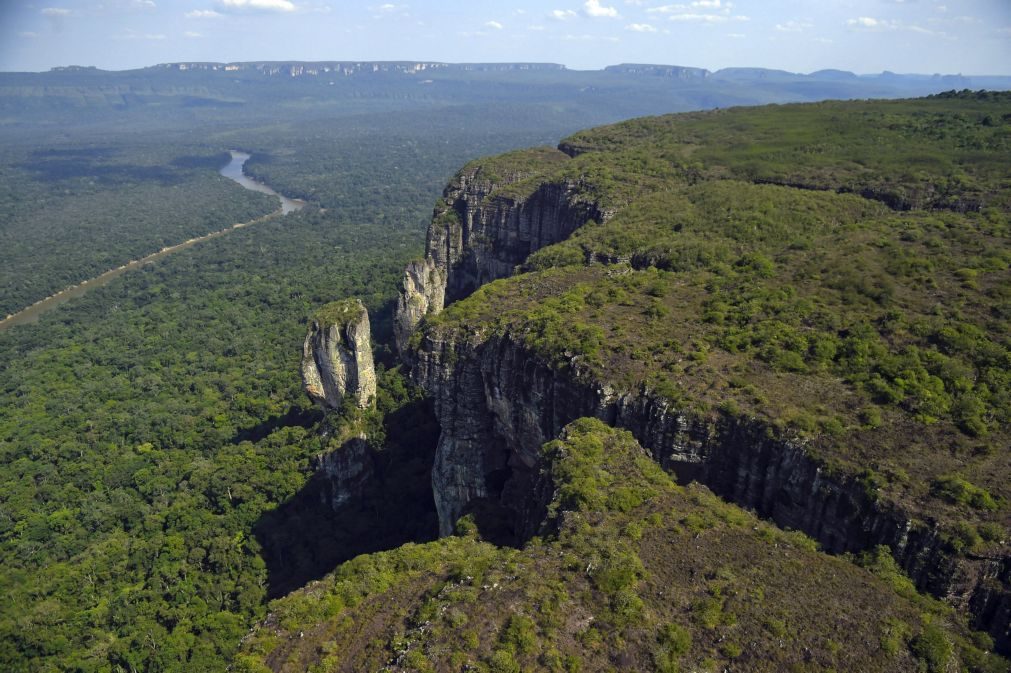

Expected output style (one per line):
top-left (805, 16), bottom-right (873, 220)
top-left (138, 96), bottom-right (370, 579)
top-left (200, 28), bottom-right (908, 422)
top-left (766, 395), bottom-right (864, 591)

top-left (0, 144), bottom-right (277, 316)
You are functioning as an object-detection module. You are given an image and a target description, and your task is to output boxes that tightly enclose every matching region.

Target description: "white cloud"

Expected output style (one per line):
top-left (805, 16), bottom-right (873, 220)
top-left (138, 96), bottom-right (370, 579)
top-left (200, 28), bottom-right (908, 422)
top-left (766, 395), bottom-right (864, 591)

top-left (625, 22), bottom-right (656, 32)
top-left (184, 30), bottom-right (205, 37)
top-left (528, 24), bottom-right (546, 31)
top-left (775, 19), bottom-right (811, 32)
top-left (132, 0), bottom-right (156, 8)
top-left (19, 31), bottom-right (41, 38)
top-left (847, 16), bottom-right (882, 28)
top-left (648, 1), bottom-right (746, 23)
top-left (485, 20), bottom-right (503, 29)
top-left (218, 0), bottom-right (297, 11)
top-left (550, 9), bottom-right (577, 20)
top-left (584, 0), bottom-right (618, 18)
top-left (185, 9), bottom-right (221, 18)
top-left (727, 32), bottom-right (745, 38)
top-left (41, 7), bottom-right (71, 16)
top-left (846, 16), bottom-right (942, 36)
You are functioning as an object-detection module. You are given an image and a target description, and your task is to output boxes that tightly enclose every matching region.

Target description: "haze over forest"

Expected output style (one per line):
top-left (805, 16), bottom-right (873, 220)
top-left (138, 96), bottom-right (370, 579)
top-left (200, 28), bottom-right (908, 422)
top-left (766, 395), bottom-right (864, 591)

top-left (1, 0), bottom-right (1010, 75)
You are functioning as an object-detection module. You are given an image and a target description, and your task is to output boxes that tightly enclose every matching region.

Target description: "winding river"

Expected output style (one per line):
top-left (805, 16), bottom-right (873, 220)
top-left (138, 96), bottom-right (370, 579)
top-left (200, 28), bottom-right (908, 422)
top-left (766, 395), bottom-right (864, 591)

top-left (0, 151), bottom-right (303, 332)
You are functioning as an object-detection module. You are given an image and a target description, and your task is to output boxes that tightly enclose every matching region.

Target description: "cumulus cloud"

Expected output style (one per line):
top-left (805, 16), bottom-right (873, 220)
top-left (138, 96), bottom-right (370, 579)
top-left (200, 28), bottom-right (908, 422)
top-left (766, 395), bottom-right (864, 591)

top-left (185, 9), bottom-right (222, 18)
top-left (41, 7), bottom-right (71, 16)
top-left (583, 0), bottom-right (618, 18)
top-left (625, 23), bottom-right (656, 32)
top-left (550, 9), bottom-right (577, 20)
top-left (485, 20), bottom-right (503, 29)
top-left (218, 0), bottom-right (297, 12)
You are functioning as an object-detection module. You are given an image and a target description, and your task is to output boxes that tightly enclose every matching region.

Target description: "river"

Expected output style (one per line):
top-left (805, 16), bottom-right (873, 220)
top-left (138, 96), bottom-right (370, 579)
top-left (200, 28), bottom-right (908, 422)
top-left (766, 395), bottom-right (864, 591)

top-left (0, 151), bottom-right (303, 332)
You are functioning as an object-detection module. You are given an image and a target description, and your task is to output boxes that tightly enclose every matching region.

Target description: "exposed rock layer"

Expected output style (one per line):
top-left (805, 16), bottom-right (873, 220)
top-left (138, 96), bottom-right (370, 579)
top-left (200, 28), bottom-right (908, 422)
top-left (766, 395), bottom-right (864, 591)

top-left (301, 298), bottom-right (376, 410)
top-left (411, 325), bottom-right (1011, 650)
top-left (393, 161), bottom-right (610, 352)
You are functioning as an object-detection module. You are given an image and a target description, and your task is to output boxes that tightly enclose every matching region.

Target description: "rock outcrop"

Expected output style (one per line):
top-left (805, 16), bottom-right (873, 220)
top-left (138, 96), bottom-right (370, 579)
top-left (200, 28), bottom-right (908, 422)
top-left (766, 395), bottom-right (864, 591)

top-left (301, 298), bottom-right (376, 410)
top-left (392, 152), bottom-right (611, 352)
top-left (411, 323), bottom-right (1011, 651)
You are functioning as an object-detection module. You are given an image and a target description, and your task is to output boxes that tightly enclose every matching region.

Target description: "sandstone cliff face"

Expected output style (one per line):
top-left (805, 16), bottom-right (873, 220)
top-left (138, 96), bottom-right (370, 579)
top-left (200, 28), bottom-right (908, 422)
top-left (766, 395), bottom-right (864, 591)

top-left (393, 162), bottom-right (611, 352)
top-left (410, 325), bottom-right (1011, 649)
top-left (301, 298), bottom-right (376, 410)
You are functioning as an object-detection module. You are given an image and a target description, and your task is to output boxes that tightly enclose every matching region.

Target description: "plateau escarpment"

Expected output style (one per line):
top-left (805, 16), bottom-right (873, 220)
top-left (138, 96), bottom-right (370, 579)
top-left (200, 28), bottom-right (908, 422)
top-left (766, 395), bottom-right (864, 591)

top-left (241, 419), bottom-right (1006, 672)
top-left (393, 147), bottom-right (611, 353)
top-left (397, 94), bottom-right (1011, 650)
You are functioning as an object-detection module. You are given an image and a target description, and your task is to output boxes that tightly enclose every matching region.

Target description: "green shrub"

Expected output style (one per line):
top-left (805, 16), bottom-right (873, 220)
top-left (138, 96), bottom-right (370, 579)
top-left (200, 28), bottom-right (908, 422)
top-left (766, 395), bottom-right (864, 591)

top-left (910, 620), bottom-right (952, 673)
top-left (931, 476), bottom-right (999, 511)
top-left (501, 614), bottom-right (538, 655)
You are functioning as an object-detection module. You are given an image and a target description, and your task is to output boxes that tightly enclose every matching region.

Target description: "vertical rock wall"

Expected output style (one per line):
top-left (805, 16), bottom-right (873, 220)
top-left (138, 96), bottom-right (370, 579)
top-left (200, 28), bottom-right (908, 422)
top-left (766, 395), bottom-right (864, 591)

top-left (392, 160), bottom-right (611, 353)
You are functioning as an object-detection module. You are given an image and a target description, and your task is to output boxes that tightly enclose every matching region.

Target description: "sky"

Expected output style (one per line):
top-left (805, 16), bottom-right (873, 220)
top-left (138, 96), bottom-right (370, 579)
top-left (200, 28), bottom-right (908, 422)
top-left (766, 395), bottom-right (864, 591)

top-left (1, 0), bottom-right (1009, 74)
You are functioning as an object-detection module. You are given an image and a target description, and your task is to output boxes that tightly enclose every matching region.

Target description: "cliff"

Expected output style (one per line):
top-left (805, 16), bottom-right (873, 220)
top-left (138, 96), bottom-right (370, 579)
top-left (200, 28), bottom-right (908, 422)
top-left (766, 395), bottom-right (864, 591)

top-left (301, 298), bottom-right (376, 410)
top-left (240, 419), bottom-right (1005, 672)
top-left (397, 95), bottom-right (1011, 650)
top-left (392, 147), bottom-right (611, 352)
top-left (411, 323), bottom-right (1011, 646)
top-left (240, 416), bottom-right (1006, 666)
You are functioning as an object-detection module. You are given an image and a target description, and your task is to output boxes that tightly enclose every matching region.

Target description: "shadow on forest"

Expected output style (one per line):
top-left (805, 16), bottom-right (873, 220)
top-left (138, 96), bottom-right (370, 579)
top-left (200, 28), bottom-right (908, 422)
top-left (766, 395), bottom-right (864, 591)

top-left (231, 405), bottom-right (321, 445)
top-left (253, 397), bottom-right (441, 598)
top-left (20, 149), bottom-right (187, 185)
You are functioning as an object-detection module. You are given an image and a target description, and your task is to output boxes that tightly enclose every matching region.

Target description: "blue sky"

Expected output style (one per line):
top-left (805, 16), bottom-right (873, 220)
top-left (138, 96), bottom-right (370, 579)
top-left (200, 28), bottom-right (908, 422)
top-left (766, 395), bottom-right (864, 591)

top-left (1, 0), bottom-right (1009, 74)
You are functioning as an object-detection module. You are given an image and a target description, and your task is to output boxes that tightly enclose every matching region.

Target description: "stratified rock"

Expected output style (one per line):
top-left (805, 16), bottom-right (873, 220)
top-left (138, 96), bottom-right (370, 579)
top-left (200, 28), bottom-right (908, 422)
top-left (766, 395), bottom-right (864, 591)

top-left (393, 259), bottom-right (445, 356)
top-left (301, 298), bottom-right (376, 410)
top-left (392, 148), bottom-right (611, 353)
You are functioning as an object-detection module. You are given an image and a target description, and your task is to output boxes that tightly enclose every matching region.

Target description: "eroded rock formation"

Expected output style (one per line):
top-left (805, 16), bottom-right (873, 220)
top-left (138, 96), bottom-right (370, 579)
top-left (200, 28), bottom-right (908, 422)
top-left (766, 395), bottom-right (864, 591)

top-left (301, 298), bottom-right (376, 410)
top-left (392, 153), bottom-right (611, 353)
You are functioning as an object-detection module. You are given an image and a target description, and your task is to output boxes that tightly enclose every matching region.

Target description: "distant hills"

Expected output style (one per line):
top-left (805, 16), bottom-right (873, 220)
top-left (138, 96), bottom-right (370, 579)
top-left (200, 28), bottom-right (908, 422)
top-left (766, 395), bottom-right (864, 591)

top-left (2, 60), bottom-right (1008, 140)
